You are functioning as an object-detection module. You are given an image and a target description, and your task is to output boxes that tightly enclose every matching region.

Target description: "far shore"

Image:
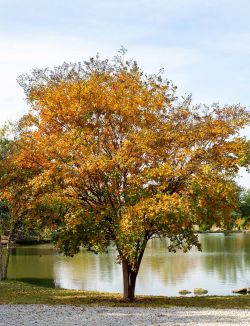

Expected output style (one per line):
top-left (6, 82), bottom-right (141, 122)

top-left (1, 230), bottom-right (250, 246)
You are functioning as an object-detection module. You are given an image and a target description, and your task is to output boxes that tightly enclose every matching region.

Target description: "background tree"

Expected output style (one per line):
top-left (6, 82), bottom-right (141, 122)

top-left (234, 188), bottom-right (250, 229)
top-left (0, 125), bottom-right (15, 280)
top-left (15, 54), bottom-right (250, 300)
top-left (240, 189), bottom-right (250, 217)
top-left (0, 124), bottom-right (41, 280)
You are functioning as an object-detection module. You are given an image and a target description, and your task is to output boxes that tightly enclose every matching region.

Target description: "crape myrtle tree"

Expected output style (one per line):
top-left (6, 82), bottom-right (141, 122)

top-left (15, 52), bottom-right (249, 300)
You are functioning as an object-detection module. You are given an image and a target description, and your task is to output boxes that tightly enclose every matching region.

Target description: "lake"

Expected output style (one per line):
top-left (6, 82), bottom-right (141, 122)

top-left (7, 233), bottom-right (250, 296)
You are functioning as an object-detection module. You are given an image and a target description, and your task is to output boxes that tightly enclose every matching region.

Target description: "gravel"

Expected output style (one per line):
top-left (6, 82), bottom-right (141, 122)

top-left (0, 305), bottom-right (250, 325)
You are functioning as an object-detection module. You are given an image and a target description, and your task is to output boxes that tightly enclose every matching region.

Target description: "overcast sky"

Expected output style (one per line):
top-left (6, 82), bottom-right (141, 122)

top-left (1, 0), bottom-right (250, 187)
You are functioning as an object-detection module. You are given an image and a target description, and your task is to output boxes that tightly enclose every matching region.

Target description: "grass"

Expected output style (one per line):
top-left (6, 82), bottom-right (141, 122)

top-left (1, 280), bottom-right (250, 308)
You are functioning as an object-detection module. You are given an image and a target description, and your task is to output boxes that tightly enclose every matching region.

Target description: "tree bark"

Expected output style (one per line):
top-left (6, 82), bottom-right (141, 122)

top-left (3, 233), bottom-right (12, 280)
top-left (0, 235), bottom-right (3, 281)
top-left (2, 225), bottom-right (14, 280)
top-left (120, 233), bottom-right (150, 301)
top-left (122, 258), bottom-right (138, 301)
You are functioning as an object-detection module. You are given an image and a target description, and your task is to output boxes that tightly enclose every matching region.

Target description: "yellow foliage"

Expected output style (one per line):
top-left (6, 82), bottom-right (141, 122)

top-left (3, 56), bottom-right (249, 268)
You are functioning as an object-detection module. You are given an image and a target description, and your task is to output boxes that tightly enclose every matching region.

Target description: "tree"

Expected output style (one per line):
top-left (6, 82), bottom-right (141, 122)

top-left (0, 124), bottom-right (39, 280)
top-left (15, 54), bottom-right (250, 300)
top-left (0, 125), bottom-right (16, 280)
top-left (239, 189), bottom-right (250, 217)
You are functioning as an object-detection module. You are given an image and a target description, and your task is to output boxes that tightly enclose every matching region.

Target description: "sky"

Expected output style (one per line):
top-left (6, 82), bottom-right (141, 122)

top-left (1, 0), bottom-right (250, 187)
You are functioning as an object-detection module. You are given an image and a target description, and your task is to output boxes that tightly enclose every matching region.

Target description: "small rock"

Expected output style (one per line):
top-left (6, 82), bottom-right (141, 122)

top-left (193, 288), bottom-right (208, 295)
top-left (232, 288), bottom-right (248, 294)
top-left (179, 289), bottom-right (191, 295)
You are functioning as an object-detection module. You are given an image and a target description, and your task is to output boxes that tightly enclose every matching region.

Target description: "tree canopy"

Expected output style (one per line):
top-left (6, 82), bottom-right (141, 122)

top-left (0, 124), bottom-right (42, 280)
top-left (5, 54), bottom-right (250, 300)
top-left (239, 188), bottom-right (250, 219)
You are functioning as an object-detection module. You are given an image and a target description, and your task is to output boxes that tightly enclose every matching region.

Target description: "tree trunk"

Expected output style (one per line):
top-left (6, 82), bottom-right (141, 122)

top-left (120, 233), bottom-right (149, 301)
top-left (122, 258), bottom-right (138, 301)
top-left (2, 225), bottom-right (14, 281)
top-left (0, 235), bottom-right (3, 281)
top-left (3, 234), bottom-right (12, 280)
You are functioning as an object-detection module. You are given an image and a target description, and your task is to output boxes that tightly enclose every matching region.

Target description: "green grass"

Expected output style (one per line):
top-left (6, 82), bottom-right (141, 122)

top-left (1, 280), bottom-right (250, 308)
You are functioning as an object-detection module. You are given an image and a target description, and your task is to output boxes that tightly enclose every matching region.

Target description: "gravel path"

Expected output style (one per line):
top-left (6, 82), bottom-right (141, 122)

top-left (0, 305), bottom-right (250, 325)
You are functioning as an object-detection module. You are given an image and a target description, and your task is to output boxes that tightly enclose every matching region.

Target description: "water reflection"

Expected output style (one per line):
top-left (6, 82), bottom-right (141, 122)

top-left (7, 234), bottom-right (250, 296)
top-left (53, 249), bottom-right (122, 292)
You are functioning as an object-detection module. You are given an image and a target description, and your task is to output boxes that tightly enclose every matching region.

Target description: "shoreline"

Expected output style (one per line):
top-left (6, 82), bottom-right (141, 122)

top-left (2, 230), bottom-right (249, 246)
top-left (1, 281), bottom-right (250, 309)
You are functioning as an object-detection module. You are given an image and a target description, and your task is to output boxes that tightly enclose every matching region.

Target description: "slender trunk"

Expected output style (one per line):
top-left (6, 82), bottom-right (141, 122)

top-left (3, 234), bottom-right (12, 280)
top-left (3, 226), bottom-right (14, 280)
top-left (0, 235), bottom-right (3, 281)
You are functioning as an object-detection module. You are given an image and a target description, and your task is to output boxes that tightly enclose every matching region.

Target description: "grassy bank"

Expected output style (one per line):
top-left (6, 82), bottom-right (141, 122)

top-left (1, 281), bottom-right (250, 308)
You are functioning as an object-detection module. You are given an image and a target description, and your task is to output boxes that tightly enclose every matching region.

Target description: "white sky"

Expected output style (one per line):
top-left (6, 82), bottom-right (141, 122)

top-left (1, 0), bottom-right (250, 187)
